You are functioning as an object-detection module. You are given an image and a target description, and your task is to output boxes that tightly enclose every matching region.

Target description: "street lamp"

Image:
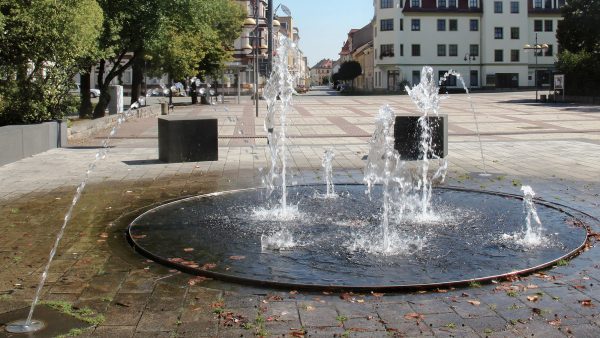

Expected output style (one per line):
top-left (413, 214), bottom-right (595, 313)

top-left (523, 33), bottom-right (548, 102)
top-left (464, 53), bottom-right (476, 92)
top-left (267, 2), bottom-right (290, 75)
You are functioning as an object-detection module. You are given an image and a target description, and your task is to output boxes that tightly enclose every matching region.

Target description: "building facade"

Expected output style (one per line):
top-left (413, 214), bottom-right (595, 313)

top-left (310, 59), bottom-right (333, 85)
top-left (373, 0), bottom-right (564, 90)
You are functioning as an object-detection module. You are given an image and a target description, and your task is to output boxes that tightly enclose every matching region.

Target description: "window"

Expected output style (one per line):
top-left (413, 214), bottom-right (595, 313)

top-left (381, 0), bottom-right (393, 8)
top-left (469, 0), bottom-right (478, 8)
top-left (380, 44), bottom-right (394, 58)
top-left (412, 0), bottom-right (420, 7)
top-left (494, 27), bottom-right (503, 39)
top-left (380, 19), bottom-right (394, 31)
top-left (449, 44), bottom-right (458, 56)
top-left (412, 44), bottom-right (421, 56)
top-left (511, 27), bottom-right (519, 39)
top-left (544, 20), bottom-right (553, 32)
top-left (510, 1), bottom-right (519, 13)
top-left (511, 49), bottom-right (520, 62)
top-left (449, 19), bottom-right (457, 31)
top-left (545, 0), bottom-right (551, 8)
top-left (494, 49), bottom-right (504, 62)
top-left (400, 44), bottom-right (404, 56)
top-left (411, 19), bottom-right (421, 31)
top-left (545, 44), bottom-right (553, 56)
top-left (470, 44), bottom-right (479, 57)
top-left (494, 1), bottom-right (502, 13)
top-left (470, 19), bottom-right (479, 31)
top-left (438, 0), bottom-right (447, 7)
top-left (449, 0), bottom-right (457, 7)
top-left (437, 44), bottom-right (446, 56)
top-left (400, 19), bottom-right (404, 31)
top-left (437, 19), bottom-right (446, 31)
top-left (534, 0), bottom-right (542, 8)
top-left (534, 20), bottom-right (543, 32)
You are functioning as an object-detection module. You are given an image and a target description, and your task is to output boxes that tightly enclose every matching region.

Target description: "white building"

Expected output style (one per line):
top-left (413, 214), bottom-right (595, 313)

top-left (373, 0), bottom-right (564, 90)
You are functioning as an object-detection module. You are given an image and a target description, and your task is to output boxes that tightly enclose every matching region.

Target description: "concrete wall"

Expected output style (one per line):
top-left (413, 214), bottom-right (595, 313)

top-left (0, 121), bottom-right (67, 167)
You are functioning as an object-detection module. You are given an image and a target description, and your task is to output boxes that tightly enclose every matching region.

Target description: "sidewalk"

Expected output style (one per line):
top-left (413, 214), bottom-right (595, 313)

top-left (0, 91), bottom-right (599, 337)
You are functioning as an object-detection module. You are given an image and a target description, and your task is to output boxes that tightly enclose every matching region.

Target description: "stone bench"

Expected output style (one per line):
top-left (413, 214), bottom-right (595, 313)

top-left (158, 116), bottom-right (218, 163)
top-left (394, 114), bottom-right (448, 161)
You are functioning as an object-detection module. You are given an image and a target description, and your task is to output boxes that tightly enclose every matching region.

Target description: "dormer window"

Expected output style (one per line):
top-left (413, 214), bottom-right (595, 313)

top-left (438, 0), bottom-right (447, 8)
top-left (449, 0), bottom-right (457, 8)
top-left (534, 0), bottom-right (542, 8)
top-left (469, 0), bottom-right (479, 8)
top-left (411, 0), bottom-right (421, 8)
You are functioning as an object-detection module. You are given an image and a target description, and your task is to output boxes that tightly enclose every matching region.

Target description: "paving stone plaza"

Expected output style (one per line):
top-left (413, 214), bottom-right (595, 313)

top-left (1, 88), bottom-right (600, 337)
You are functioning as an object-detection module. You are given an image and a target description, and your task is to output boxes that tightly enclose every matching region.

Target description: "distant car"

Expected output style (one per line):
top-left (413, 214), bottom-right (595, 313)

top-left (69, 84), bottom-right (101, 98)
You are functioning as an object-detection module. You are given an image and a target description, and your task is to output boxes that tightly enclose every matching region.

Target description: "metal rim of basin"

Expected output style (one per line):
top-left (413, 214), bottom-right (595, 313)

top-left (126, 184), bottom-right (592, 292)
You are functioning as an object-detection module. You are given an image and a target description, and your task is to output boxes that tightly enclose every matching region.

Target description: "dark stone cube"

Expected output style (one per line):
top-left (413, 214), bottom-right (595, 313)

top-left (158, 116), bottom-right (218, 163)
top-left (394, 114), bottom-right (447, 161)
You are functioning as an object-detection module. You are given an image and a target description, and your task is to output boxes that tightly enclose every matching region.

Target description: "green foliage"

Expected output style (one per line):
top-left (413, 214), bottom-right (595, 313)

top-left (556, 0), bottom-right (600, 96)
top-left (147, 0), bottom-right (244, 79)
top-left (0, 0), bottom-right (102, 126)
top-left (41, 300), bottom-right (105, 326)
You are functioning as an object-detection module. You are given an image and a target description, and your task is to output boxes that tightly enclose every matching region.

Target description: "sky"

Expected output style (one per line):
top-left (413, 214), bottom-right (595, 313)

top-left (279, 0), bottom-right (374, 67)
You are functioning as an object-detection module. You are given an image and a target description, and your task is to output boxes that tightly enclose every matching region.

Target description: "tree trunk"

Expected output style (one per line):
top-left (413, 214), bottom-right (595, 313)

top-left (93, 60), bottom-right (107, 118)
top-left (130, 50), bottom-right (144, 104)
top-left (79, 68), bottom-right (93, 118)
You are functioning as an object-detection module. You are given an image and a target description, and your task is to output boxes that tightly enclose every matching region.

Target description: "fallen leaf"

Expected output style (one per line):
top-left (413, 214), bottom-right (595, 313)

top-left (404, 312), bottom-right (425, 321)
top-left (461, 292), bottom-right (470, 297)
top-left (548, 318), bottom-right (561, 326)
top-left (526, 284), bottom-right (539, 289)
top-left (527, 295), bottom-right (540, 302)
top-left (266, 315), bottom-right (279, 322)
top-left (579, 299), bottom-right (594, 307)
top-left (467, 300), bottom-right (481, 306)
top-left (436, 289), bottom-right (448, 293)
top-left (371, 292), bottom-right (384, 298)
top-left (168, 257), bottom-right (185, 263)
top-left (305, 305), bottom-right (315, 311)
top-left (183, 248), bottom-right (194, 252)
top-left (290, 330), bottom-right (306, 337)
top-left (229, 255), bottom-right (246, 260)
top-left (132, 234), bottom-right (147, 239)
top-left (349, 327), bottom-right (370, 332)
top-left (290, 290), bottom-right (299, 295)
top-left (115, 302), bottom-right (130, 307)
top-left (340, 292), bottom-right (354, 301)
top-left (356, 299), bottom-right (365, 303)
top-left (266, 294), bottom-right (283, 302)
top-left (188, 276), bottom-right (210, 286)
top-left (573, 285), bottom-right (586, 290)
top-left (532, 307), bottom-right (542, 315)
top-left (201, 263), bottom-right (217, 270)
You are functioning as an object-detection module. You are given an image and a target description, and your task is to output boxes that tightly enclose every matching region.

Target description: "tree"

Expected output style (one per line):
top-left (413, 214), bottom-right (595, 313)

top-left (556, 0), bottom-right (600, 95)
top-left (146, 0), bottom-right (244, 82)
top-left (92, 0), bottom-right (162, 118)
top-left (337, 61), bottom-right (362, 81)
top-left (0, 0), bottom-right (103, 125)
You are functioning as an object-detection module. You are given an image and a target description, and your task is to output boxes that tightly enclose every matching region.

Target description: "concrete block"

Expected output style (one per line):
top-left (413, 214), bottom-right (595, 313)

top-left (0, 126), bottom-right (23, 166)
top-left (21, 122), bottom-right (50, 157)
top-left (394, 114), bottom-right (448, 161)
top-left (158, 116), bottom-right (218, 163)
top-left (108, 85), bottom-right (123, 115)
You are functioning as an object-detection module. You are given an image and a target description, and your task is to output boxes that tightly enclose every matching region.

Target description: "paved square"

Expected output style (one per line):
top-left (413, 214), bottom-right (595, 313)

top-left (0, 89), bottom-right (599, 337)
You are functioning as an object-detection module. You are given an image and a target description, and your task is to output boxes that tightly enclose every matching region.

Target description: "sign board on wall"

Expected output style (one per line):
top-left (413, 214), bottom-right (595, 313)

top-left (554, 74), bottom-right (564, 90)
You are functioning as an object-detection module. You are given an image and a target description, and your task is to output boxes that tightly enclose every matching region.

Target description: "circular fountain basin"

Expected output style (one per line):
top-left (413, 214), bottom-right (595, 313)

top-left (127, 185), bottom-right (588, 291)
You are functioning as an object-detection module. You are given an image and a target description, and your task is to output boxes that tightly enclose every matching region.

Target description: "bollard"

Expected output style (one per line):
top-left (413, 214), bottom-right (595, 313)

top-left (161, 102), bottom-right (168, 115)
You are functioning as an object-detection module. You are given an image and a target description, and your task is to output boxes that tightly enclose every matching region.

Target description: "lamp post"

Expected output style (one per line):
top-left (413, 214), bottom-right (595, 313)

top-left (523, 33), bottom-right (548, 102)
top-left (464, 53), bottom-right (476, 92)
top-left (267, 3), bottom-right (289, 75)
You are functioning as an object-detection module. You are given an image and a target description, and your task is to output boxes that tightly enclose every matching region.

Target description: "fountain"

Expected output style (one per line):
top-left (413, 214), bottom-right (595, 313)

top-left (126, 38), bottom-right (589, 291)
top-left (5, 99), bottom-right (145, 334)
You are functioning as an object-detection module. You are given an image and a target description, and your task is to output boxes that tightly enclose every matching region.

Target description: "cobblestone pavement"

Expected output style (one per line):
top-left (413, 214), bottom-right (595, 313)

top-left (1, 89), bottom-right (600, 337)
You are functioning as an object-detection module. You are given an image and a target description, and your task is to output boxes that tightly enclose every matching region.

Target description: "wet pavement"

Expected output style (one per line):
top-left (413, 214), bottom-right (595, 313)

top-left (1, 89), bottom-right (600, 337)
